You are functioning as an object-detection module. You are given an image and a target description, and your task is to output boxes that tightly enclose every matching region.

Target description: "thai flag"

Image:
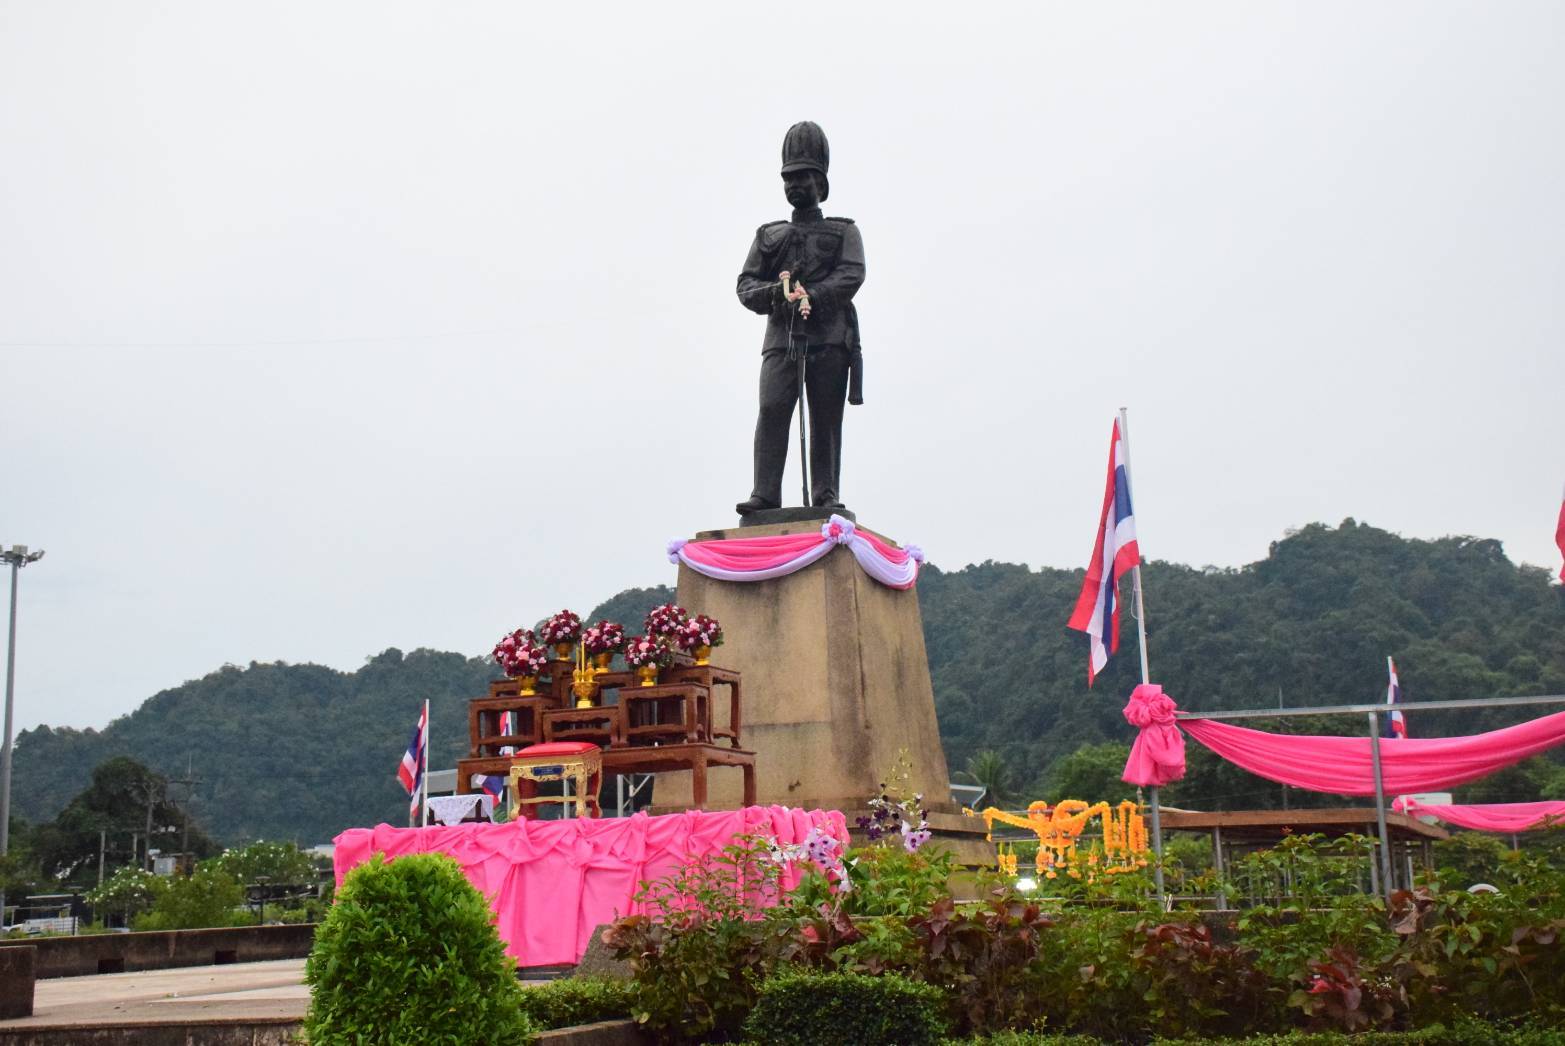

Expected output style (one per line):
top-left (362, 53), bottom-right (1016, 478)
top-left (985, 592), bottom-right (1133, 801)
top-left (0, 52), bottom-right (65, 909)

top-left (1386, 657), bottom-right (1406, 738)
top-left (500, 709), bottom-right (516, 756)
top-left (479, 774), bottom-right (507, 804)
top-left (397, 702), bottom-right (428, 816)
top-left (1067, 419), bottom-right (1141, 686)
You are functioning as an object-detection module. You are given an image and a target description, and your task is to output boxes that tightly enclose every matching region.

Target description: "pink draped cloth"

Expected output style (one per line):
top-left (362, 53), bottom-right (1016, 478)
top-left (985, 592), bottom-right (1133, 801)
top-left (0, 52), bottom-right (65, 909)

top-left (1393, 798), bottom-right (1565, 832)
top-left (1122, 686), bottom-right (1565, 796)
top-left (1121, 684), bottom-right (1186, 786)
top-left (333, 805), bottom-right (846, 966)
top-left (668, 515), bottom-right (923, 589)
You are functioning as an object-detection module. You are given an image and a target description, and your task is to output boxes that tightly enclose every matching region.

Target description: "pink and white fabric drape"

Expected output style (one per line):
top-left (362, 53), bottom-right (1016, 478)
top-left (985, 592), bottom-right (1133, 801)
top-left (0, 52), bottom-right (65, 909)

top-left (668, 515), bottom-right (923, 590)
top-left (1122, 685), bottom-right (1565, 797)
top-left (1393, 798), bottom-right (1565, 833)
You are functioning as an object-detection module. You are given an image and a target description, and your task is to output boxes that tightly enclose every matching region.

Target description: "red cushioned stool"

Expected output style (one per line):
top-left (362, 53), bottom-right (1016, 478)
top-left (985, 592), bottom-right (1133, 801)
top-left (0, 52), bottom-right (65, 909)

top-left (508, 741), bottom-right (602, 819)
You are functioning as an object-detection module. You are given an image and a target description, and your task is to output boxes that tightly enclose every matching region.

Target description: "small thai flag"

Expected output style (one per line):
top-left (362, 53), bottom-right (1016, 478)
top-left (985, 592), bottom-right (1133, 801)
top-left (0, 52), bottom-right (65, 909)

top-left (479, 775), bottom-right (507, 804)
top-left (397, 701), bottom-right (428, 817)
top-left (1067, 419), bottom-right (1142, 686)
top-left (1386, 657), bottom-right (1406, 738)
top-left (500, 709), bottom-right (516, 756)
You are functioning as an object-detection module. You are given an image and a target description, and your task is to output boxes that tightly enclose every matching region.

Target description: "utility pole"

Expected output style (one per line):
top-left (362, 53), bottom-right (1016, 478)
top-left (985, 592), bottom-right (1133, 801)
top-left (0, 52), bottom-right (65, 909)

top-left (98, 830), bottom-right (107, 888)
top-left (170, 759), bottom-right (201, 868)
top-left (0, 543), bottom-right (45, 927)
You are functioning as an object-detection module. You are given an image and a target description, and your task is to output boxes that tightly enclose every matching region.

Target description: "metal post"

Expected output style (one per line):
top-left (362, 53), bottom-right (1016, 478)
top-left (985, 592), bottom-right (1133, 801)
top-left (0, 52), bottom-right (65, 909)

top-left (1212, 825), bottom-right (1227, 911)
top-left (1118, 407), bottom-right (1165, 903)
top-left (1, 559), bottom-right (20, 859)
top-left (1367, 712), bottom-right (1394, 897)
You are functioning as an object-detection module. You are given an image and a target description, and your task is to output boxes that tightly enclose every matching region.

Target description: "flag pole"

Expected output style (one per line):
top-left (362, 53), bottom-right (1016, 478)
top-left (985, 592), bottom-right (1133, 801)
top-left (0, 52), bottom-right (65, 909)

top-left (418, 699), bottom-right (429, 828)
top-left (1117, 407), bottom-right (1165, 903)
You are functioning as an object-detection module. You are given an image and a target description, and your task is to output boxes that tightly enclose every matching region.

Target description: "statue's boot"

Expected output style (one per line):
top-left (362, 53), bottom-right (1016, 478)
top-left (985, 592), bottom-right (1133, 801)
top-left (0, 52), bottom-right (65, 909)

top-left (735, 495), bottom-right (780, 516)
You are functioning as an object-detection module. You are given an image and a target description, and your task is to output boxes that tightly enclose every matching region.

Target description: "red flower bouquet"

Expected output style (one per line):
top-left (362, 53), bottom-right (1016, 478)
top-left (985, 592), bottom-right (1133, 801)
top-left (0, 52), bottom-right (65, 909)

top-left (676, 614), bottom-right (724, 653)
top-left (582, 620), bottom-right (625, 656)
top-left (492, 627), bottom-right (548, 693)
top-left (622, 633), bottom-right (675, 669)
top-left (540, 609), bottom-right (583, 656)
top-left (644, 603), bottom-right (688, 638)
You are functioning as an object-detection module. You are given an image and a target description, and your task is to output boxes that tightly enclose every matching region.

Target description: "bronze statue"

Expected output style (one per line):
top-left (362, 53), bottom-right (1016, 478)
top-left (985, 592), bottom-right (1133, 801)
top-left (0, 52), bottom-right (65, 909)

top-left (734, 121), bottom-right (865, 517)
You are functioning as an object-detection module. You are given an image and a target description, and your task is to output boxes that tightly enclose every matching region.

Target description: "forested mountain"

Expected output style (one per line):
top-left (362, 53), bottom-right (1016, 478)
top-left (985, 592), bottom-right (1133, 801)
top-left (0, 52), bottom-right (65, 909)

top-left (11, 520), bottom-right (1564, 844)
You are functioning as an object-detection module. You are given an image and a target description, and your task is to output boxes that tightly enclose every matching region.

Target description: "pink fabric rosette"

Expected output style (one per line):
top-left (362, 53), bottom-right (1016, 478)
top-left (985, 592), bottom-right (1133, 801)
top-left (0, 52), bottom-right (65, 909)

top-left (1121, 683), bottom-right (1186, 787)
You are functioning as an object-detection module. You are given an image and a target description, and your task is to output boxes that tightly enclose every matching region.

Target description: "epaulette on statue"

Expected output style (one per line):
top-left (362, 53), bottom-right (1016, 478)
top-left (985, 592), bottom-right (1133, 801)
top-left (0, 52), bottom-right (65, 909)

top-left (825, 216), bottom-right (855, 225)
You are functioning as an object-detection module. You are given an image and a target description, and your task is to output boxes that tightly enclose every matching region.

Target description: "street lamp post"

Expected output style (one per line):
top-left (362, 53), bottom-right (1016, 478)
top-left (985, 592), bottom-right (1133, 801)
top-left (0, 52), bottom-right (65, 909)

top-left (0, 544), bottom-right (45, 928)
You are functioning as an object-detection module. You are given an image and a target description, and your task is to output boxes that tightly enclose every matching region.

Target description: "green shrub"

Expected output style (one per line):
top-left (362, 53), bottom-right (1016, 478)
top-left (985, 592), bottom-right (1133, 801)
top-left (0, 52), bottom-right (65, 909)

top-left (604, 832), bottom-right (785, 1041)
top-left (303, 853), bottom-right (533, 1045)
top-left (133, 867), bottom-right (250, 930)
top-left (516, 976), bottom-right (633, 1030)
top-left (744, 969), bottom-right (949, 1046)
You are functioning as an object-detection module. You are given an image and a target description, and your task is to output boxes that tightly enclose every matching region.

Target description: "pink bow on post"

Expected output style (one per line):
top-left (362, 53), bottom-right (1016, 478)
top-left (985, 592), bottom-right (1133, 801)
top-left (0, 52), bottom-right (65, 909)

top-left (1121, 683), bottom-right (1186, 787)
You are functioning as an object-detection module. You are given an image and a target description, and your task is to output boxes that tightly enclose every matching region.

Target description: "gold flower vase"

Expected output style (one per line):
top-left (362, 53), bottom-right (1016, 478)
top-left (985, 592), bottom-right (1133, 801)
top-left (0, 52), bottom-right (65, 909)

top-left (571, 666), bottom-right (599, 708)
top-left (553, 641), bottom-right (574, 661)
top-left (694, 644), bottom-right (712, 666)
top-left (636, 664), bottom-right (659, 687)
top-left (517, 674), bottom-right (538, 697)
top-left (593, 651), bottom-right (614, 674)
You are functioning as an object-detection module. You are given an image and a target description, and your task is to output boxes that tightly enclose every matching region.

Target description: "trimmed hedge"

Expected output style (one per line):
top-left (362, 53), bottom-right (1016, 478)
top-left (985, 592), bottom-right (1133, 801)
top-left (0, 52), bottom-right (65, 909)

top-left (745, 969), bottom-right (950, 1046)
top-left (959, 1023), bottom-right (1565, 1044)
top-left (303, 853), bottom-right (534, 1045)
top-left (516, 976), bottom-right (634, 1031)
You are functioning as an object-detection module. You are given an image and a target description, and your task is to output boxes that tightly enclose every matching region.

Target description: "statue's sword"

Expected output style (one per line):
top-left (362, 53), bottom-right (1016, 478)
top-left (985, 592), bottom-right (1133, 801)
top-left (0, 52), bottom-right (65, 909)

top-left (782, 271), bottom-right (812, 507)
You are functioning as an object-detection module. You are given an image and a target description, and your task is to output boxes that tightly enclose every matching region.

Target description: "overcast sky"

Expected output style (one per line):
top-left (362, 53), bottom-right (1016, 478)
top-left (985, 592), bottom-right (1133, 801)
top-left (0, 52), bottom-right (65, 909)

top-left (3, 2), bottom-right (1561, 731)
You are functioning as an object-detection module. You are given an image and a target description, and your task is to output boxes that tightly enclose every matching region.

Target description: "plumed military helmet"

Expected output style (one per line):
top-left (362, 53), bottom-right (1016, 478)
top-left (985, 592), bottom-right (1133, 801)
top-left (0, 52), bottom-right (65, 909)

top-left (781, 121), bottom-right (830, 200)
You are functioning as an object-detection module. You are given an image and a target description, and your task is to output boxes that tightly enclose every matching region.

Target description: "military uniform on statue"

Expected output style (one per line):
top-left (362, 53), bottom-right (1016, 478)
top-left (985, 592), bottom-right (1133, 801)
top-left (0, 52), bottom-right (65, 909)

top-left (735, 121), bottom-right (865, 519)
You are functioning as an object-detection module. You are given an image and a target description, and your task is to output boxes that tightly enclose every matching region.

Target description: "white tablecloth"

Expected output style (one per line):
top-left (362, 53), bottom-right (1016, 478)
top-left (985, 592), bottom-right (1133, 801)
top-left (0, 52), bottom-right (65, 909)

top-left (426, 793), bottom-right (497, 825)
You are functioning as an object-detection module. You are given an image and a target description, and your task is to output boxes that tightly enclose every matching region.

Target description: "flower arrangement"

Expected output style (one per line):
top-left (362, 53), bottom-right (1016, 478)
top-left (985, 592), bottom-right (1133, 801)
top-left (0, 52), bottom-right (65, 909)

top-left (675, 614), bottom-right (724, 653)
top-left (765, 824), bottom-right (851, 892)
top-left (622, 633), bottom-right (675, 669)
top-left (492, 627), bottom-right (549, 682)
top-left (643, 603), bottom-right (688, 638)
top-left (582, 620), bottom-right (625, 657)
top-left (539, 609), bottom-right (583, 649)
top-left (856, 750), bottom-right (931, 853)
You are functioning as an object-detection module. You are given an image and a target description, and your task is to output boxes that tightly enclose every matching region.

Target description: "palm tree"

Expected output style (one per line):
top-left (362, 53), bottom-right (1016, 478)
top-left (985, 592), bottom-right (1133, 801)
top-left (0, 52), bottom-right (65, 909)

top-left (958, 750), bottom-right (1012, 809)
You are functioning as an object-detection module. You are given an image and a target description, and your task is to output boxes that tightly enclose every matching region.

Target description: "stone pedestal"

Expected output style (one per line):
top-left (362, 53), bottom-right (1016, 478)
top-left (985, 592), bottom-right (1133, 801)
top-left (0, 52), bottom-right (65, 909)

top-left (659, 519), bottom-right (990, 863)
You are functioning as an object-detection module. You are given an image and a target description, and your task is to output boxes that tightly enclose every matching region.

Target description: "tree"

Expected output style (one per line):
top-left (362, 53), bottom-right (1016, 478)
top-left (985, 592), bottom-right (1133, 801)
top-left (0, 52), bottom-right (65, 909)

top-left (134, 867), bottom-right (248, 931)
top-left (30, 757), bottom-right (214, 883)
top-left (208, 840), bottom-right (320, 886)
top-left (958, 750), bottom-right (1014, 808)
top-left (1042, 743), bottom-right (1137, 804)
top-left (86, 864), bottom-right (164, 926)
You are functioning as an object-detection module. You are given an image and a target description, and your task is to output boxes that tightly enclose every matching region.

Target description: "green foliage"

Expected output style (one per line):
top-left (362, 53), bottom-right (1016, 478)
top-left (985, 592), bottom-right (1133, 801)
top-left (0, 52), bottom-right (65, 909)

top-left (133, 867), bottom-right (249, 931)
top-left (86, 863), bottom-right (165, 923)
top-left (962, 750), bottom-right (1015, 807)
top-left (205, 839), bottom-right (319, 885)
top-left (789, 844), bottom-right (956, 920)
top-left (10, 588), bottom-right (674, 845)
top-left (27, 756), bottom-right (214, 882)
top-left (304, 853), bottom-right (533, 1046)
top-left (603, 832), bottom-right (785, 1042)
top-left (516, 976), bottom-right (634, 1030)
top-left (13, 522), bottom-right (1565, 844)
top-left (743, 968), bottom-right (950, 1046)
top-left (923, 522), bottom-right (1565, 809)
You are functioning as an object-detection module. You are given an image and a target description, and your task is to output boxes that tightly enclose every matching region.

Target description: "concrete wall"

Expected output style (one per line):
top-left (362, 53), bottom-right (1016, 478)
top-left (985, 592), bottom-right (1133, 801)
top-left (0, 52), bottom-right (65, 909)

top-left (0, 925), bottom-right (315, 979)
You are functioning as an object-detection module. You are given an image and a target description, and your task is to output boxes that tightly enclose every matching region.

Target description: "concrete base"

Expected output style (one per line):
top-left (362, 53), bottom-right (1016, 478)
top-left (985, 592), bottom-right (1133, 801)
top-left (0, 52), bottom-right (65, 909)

top-left (665, 519), bottom-right (974, 848)
top-left (0, 947), bottom-right (34, 1020)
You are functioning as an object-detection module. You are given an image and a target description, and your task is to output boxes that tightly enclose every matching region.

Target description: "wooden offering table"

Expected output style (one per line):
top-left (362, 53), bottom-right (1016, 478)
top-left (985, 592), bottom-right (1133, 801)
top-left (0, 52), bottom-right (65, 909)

top-left (455, 656), bottom-right (754, 813)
